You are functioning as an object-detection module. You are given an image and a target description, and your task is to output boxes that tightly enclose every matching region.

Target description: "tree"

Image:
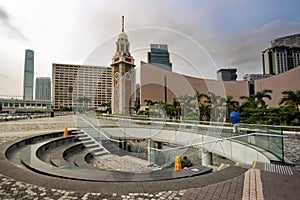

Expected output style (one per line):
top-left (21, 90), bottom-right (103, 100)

top-left (194, 89), bottom-right (209, 121)
top-left (240, 95), bottom-right (257, 110)
top-left (130, 101), bottom-right (140, 114)
top-left (206, 93), bottom-right (226, 122)
top-left (255, 89), bottom-right (272, 108)
top-left (280, 90), bottom-right (300, 110)
top-left (172, 98), bottom-right (181, 120)
top-left (144, 99), bottom-right (155, 106)
top-left (76, 97), bottom-right (92, 111)
top-left (178, 94), bottom-right (197, 120)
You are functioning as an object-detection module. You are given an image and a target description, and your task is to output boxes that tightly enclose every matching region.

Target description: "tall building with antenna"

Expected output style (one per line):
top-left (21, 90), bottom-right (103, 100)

top-left (111, 16), bottom-right (135, 114)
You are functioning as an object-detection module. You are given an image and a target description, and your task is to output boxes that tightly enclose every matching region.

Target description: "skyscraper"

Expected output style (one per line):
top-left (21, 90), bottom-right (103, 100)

top-left (23, 49), bottom-right (34, 100)
top-left (35, 77), bottom-right (51, 100)
top-left (147, 44), bottom-right (172, 71)
top-left (111, 16), bottom-right (135, 114)
top-left (262, 34), bottom-right (300, 75)
top-left (217, 68), bottom-right (237, 81)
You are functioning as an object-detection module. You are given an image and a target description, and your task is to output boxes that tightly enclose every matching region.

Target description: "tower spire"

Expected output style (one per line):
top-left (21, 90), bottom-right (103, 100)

top-left (122, 16), bottom-right (124, 32)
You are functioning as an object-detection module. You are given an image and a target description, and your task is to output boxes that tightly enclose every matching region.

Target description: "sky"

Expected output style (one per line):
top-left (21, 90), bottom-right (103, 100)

top-left (0, 0), bottom-right (300, 97)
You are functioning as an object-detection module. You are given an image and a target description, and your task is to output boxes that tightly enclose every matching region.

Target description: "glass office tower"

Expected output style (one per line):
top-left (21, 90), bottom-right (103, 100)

top-left (23, 49), bottom-right (34, 100)
top-left (147, 44), bottom-right (172, 71)
top-left (35, 77), bottom-right (51, 100)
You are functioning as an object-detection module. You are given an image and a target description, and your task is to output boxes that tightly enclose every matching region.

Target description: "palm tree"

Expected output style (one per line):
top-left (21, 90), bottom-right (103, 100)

top-left (194, 89), bottom-right (209, 121)
top-left (170, 98), bottom-right (181, 119)
top-left (240, 95), bottom-right (257, 110)
top-left (255, 89), bottom-right (272, 108)
top-left (144, 99), bottom-right (156, 106)
top-left (280, 90), bottom-right (300, 110)
top-left (178, 94), bottom-right (196, 120)
top-left (130, 101), bottom-right (140, 114)
top-left (206, 93), bottom-right (226, 122)
top-left (76, 96), bottom-right (91, 111)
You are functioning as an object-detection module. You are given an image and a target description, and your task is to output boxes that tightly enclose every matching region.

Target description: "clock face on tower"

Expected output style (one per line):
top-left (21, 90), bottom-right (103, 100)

top-left (125, 72), bottom-right (131, 80)
top-left (114, 72), bottom-right (120, 80)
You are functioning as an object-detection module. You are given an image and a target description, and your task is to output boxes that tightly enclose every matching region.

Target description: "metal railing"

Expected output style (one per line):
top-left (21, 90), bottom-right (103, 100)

top-left (75, 114), bottom-right (297, 168)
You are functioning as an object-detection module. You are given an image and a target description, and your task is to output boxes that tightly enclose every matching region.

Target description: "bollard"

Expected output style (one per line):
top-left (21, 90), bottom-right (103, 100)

top-left (63, 127), bottom-right (68, 137)
top-left (174, 156), bottom-right (182, 171)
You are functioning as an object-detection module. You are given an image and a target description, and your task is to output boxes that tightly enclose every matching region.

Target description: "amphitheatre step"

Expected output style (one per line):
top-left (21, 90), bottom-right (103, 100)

top-left (5, 130), bottom-right (80, 166)
top-left (74, 149), bottom-right (98, 169)
top-left (50, 142), bottom-right (83, 168)
top-left (93, 150), bottom-right (109, 157)
top-left (85, 143), bottom-right (100, 149)
top-left (81, 140), bottom-right (94, 145)
top-left (77, 134), bottom-right (90, 140)
top-left (5, 128), bottom-right (218, 182)
top-left (36, 136), bottom-right (76, 164)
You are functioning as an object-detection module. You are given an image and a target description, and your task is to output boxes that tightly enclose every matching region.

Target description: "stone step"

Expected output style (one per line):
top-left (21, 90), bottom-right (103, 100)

top-left (82, 140), bottom-right (94, 145)
top-left (94, 151), bottom-right (109, 157)
top-left (85, 143), bottom-right (99, 149)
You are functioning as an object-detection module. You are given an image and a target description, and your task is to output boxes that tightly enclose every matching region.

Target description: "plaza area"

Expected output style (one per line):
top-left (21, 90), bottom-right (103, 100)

top-left (0, 115), bottom-right (299, 199)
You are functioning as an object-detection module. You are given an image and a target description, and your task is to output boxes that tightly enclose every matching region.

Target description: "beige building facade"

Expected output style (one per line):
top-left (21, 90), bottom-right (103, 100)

top-left (52, 63), bottom-right (112, 110)
top-left (140, 62), bottom-right (300, 108)
top-left (254, 66), bottom-right (300, 107)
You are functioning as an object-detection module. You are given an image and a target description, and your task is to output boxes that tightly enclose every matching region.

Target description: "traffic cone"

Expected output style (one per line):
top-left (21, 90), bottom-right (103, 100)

top-left (174, 156), bottom-right (182, 171)
top-left (63, 127), bottom-right (68, 137)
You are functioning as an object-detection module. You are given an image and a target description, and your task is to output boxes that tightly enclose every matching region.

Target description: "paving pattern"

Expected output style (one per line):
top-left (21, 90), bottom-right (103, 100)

top-left (181, 173), bottom-right (244, 199)
top-left (0, 115), bottom-right (299, 199)
top-left (0, 174), bottom-right (186, 200)
top-left (242, 169), bottom-right (263, 200)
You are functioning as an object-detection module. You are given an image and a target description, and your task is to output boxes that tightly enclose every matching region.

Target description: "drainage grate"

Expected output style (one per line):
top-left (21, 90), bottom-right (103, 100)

top-left (264, 163), bottom-right (293, 175)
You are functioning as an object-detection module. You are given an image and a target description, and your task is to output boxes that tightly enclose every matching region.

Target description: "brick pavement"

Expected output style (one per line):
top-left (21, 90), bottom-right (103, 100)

top-left (181, 172), bottom-right (244, 199)
top-left (182, 167), bottom-right (300, 200)
top-left (261, 169), bottom-right (300, 200)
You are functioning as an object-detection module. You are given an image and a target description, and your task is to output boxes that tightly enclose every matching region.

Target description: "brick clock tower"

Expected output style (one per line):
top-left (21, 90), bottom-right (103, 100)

top-left (111, 16), bottom-right (135, 114)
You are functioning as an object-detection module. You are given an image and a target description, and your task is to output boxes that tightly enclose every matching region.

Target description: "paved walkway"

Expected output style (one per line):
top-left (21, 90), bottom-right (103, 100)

top-left (182, 167), bottom-right (299, 200)
top-left (0, 115), bottom-right (299, 199)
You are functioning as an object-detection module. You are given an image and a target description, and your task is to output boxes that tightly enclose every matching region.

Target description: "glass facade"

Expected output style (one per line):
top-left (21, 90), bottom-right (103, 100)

top-left (35, 77), bottom-right (51, 100)
top-left (23, 49), bottom-right (34, 100)
top-left (148, 44), bottom-right (172, 71)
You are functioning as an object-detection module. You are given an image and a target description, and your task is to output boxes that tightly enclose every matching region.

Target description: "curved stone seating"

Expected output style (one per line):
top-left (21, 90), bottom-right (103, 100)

top-left (5, 129), bottom-right (79, 161)
top-left (36, 136), bottom-right (77, 163)
top-left (50, 141), bottom-right (82, 168)
top-left (17, 130), bottom-right (212, 181)
top-left (73, 149), bottom-right (98, 169)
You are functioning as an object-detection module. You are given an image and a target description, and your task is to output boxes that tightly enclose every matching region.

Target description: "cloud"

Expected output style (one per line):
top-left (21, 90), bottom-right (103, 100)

top-left (0, 73), bottom-right (9, 80)
top-left (197, 20), bottom-right (300, 78)
top-left (0, 6), bottom-right (28, 41)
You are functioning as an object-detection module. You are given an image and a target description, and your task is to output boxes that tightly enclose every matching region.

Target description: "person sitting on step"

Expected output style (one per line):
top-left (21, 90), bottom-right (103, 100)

top-left (181, 156), bottom-right (193, 168)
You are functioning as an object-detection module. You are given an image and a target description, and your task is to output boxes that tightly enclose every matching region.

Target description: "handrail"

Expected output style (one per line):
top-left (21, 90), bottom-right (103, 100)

top-left (78, 116), bottom-right (121, 143)
top-left (147, 132), bottom-right (286, 152)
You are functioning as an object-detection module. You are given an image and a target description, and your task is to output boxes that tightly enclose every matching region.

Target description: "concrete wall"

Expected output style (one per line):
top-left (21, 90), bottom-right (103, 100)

top-left (254, 66), bottom-right (300, 107)
top-left (140, 62), bottom-right (249, 106)
top-left (140, 62), bottom-right (300, 108)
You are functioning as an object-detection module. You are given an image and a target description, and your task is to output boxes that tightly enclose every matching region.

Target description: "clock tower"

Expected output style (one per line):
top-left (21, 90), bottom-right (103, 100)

top-left (111, 16), bottom-right (135, 114)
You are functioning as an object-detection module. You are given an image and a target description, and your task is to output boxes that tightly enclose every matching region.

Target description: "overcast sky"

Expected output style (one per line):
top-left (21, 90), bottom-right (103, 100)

top-left (0, 0), bottom-right (300, 97)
